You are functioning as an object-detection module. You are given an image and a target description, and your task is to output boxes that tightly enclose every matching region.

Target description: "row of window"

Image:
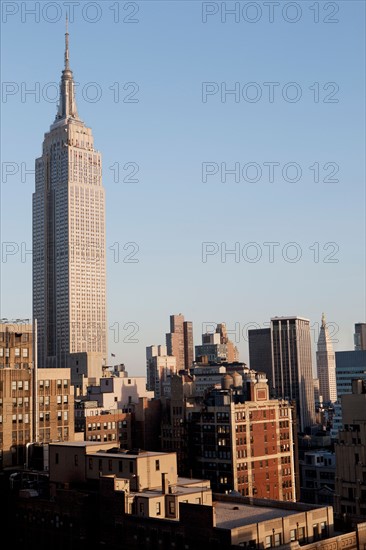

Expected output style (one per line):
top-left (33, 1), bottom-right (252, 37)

top-left (39, 380), bottom-right (69, 389)
top-left (87, 421), bottom-right (117, 430)
top-left (0, 333), bottom-right (29, 342)
top-left (39, 412), bottom-right (68, 421)
top-left (11, 381), bottom-right (30, 391)
top-left (0, 347), bottom-right (29, 357)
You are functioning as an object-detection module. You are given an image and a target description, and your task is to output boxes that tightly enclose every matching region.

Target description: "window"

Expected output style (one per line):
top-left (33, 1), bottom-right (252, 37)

top-left (290, 530), bottom-right (296, 542)
top-left (169, 501), bottom-right (175, 515)
top-left (63, 411), bottom-right (68, 421)
top-left (265, 536), bottom-right (271, 549)
top-left (274, 533), bottom-right (281, 547)
top-left (63, 395), bottom-right (68, 404)
top-left (298, 527), bottom-right (305, 542)
top-left (320, 522), bottom-right (327, 538)
top-left (55, 453), bottom-right (59, 464)
top-left (57, 379), bottom-right (62, 387)
top-left (155, 460), bottom-right (160, 471)
top-left (0, 349), bottom-right (3, 357)
top-left (22, 348), bottom-right (28, 357)
top-left (15, 348), bottom-right (20, 357)
top-left (17, 381), bottom-right (23, 390)
top-left (57, 395), bottom-right (62, 404)
top-left (74, 454), bottom-right (79, 466)
top-left (11, 381), bottom-right (16, 391)
top-left (44, 380), bottom-right (50, 388)
top-left (24, 381), bottom-right (29, 391)
top-left (88, 458), bottom-right (93, 470)
top-left (156, 502), bottom-right (161, 516)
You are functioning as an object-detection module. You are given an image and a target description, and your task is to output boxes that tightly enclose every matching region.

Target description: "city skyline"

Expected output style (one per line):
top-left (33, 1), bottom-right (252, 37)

top-left (1, 2), bottom-right (365, 374)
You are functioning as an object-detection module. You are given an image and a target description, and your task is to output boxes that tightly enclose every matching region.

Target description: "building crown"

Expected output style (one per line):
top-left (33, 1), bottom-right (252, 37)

top-left (54, 15), bottom-right (80, 123)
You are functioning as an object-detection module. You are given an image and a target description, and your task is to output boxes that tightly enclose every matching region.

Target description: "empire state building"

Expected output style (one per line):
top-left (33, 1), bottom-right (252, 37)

top-left (33, 23), bottom-right (107, 388)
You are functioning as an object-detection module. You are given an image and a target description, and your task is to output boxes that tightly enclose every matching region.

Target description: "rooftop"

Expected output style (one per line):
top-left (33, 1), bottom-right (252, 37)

top-left (95, 449), bottom-right (171, 458)
top-left (49, 441), bottom-right (111, 448)
top-left (214, 501), bottom-right (298, 530)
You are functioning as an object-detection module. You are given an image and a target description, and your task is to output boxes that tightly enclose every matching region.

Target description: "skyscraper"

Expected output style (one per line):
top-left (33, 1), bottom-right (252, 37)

top-left (316, 313), bottom-right (337, 404)
top-left (248, 327), bottom-right (273, 387)
top-left (271, 317), bottom-right (316, 432)
top-left (354, 323), bottom-right (366, 351)
top-left (33, 23), bottom-right (107, 385)
top-left (166, 314), bottom-right (194, 371)
top-left (335, 350), bottom-right (366, 397)
top-left (183, 321), bottom-right (194, 369)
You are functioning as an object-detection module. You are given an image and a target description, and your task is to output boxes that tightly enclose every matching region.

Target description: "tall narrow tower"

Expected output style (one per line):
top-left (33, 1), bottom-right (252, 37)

top-left (166, 314), bottom-right (194, 371)
top-left (33, 21), bottom-right (107, 387)
top-left (316, 313), bottom-right (337, 404)
top-left (271, 317), bottom-right (316, 432)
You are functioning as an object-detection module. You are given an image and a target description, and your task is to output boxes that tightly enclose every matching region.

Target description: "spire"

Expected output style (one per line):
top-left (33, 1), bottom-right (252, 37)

top-left (65, 14), bottom-right (70, 70)
top-left (321, 312), bottom-right (326, 328)
top-left (53, 16), bottom-right (80, 124)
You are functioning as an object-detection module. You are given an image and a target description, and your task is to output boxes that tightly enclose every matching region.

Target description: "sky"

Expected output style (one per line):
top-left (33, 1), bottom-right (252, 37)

top-left (1, 0), bottom-right (365, 376)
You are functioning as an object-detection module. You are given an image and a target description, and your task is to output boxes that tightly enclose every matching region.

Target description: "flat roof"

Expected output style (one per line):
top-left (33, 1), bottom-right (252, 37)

top-left (48, 442), bottom-right (172, 457)
top-left (49, 441), bottom-right (111, 447)
top-left (270, 316), bottom-right (309, 322)
top-left (94, 450), bottom-right (171, 458)
top-left (215, 501), bottom-right (298, 530)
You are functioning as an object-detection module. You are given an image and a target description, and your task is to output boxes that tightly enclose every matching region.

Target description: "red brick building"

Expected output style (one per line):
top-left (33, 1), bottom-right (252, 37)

top-left (189, 371), bottom-right (296, 501)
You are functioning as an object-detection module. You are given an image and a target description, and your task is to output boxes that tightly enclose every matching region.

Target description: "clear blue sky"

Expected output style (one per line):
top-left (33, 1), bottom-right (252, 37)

top-left (1, 1), bottom-right (365, 375)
